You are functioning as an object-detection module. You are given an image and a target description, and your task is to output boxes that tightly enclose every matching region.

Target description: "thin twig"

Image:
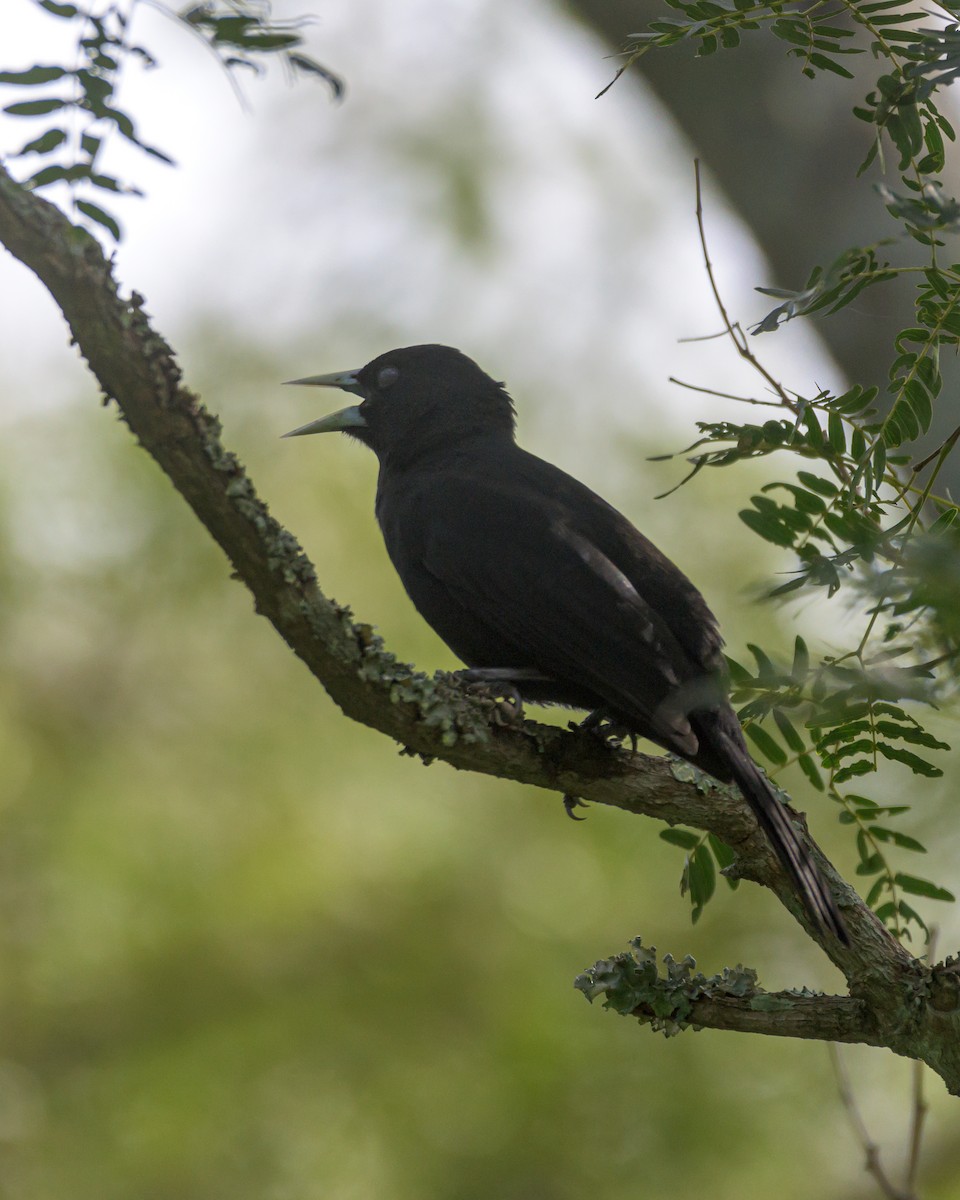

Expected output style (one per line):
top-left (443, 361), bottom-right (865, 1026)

top-left (904, 927), bottom-right (936, 1195)
top-left (693, 161), bottom-right (795, 411)
top-left (913, 424), bottom-right (960, 474)
top-left (668, 376), bottom-right (782, 407)
top-left (829, 1043), bottom-right (912, 1200)
top-left (678, 328), bottom-right (730, 343)
top-left (905, 1041), bottom-right (930, 1196)
top-left (140, 0), bottom-right (252, 112)
top-left (691, 160), bottom-right (853, 485)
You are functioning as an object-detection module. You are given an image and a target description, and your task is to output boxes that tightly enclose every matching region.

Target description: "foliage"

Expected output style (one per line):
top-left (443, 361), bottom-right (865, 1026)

top-left (2, 2), bottom-right (959, 1192)
top-left (5, 0), bottom-right (959, 943)
top-left (619, 0), bottom-right (960, 937)
top-left (0, 0), bottom-right (340, 239)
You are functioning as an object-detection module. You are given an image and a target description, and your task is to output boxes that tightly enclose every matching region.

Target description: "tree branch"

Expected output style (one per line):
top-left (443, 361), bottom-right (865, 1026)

top-left (683, 992), bottom-right (872, 1043)
top-left (2, 162), bottom-right (959, 1093)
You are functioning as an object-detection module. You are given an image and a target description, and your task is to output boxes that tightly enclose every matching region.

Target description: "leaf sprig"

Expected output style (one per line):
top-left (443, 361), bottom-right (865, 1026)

top-left (0, 0), bottom-right (341, 240)
top-left (619, 0), bottom-right (960, 933)
top-left (598, 0), bottom-right (864, 97)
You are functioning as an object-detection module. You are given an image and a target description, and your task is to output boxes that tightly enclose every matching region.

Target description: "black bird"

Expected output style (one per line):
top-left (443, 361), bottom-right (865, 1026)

top-left (284, 344), bottom-right (846, 942)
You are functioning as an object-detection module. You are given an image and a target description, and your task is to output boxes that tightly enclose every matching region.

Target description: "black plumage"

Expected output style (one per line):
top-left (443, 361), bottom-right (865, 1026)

top-left (284, 344), bottom-right (846, 942)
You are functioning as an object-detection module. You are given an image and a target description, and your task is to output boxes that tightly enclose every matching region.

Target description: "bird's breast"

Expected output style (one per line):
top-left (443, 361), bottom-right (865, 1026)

top-left (374, 473), bottom-right (517, 668)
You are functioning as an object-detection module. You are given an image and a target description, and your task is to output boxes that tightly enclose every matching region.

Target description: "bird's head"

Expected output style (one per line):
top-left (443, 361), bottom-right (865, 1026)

top-left (283, 344), bottom-right (516, 467)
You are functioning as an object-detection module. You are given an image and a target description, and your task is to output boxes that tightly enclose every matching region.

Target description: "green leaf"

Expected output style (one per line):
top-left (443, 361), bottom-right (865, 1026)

top-left (797, 408), bottom-right (824, 448)
top-left (859, 0), bottom-right (909, 13)
top-left (891, 102), bottom-right (924, 167)
top-left (798, 753), bottom-right (824, 791)
top-left (744, 723), bottom-right (787, 765)
top-left (708, 834), bottom-right (740, 890)
top-left (821, 735), bottom-right (874, 763)
top-left (707, 833), bottom-right (736, 870)
top-left (873, 720), bottom-right (949, 750)
top-left (3, 98), bottom-right (67, 116)
top-left (740, 505), bottom-right (797, 548)
top-left (15, 127), bottom-right (67, 155)
top-left (660, 827), bottom-right (702, 850)
top-left (0, 66), bottom-right (68, 85)
top-left (833, 759), bottom-right (876, 783)
top-left (832, 386), bottom-right (879, 417)
top-left (872, 440), bottom-right (886, 482)
top-left (897, 901), bottom-right (927, 934)
top-left (36, 0), bottom-right (79, 14)
top-left (764, 481), bottom-right (825, 514)
top-left (234, 32), bottom-right (300, 51)
top-left (929, 507), bottom-right (958, 533)
top-left (883, 398), bottom-right (918, 446)
top-left (846, 793), bottom-right (880, 810)
top-left (856, 853), bottom-right (884, 876)
top-left (796, 471), bottom-right (838, 496)
top-left (746, 643), bottom-right (778, 681)
top-left (792, 633), bottom-right (806, 681)
top-left (688, 843), bottom-right (716, 916)
top-left (725, 656), bottom-right (751, 685)
top-left (876, 742), bottom-right (943, 777)
top-left (894, 874), bottom-right (955, 901)
top-left (772, 709), bottom-right (806, 753)
top-left (865, 877), bottom-right (888, 906)
top-left (75, 199), bottom-right (121, 240)
top-left (808, 53), bottom-right (854, 79)
top-left (287, 53), bottom-right (345, 99)
top-left (922, 119), bottom-right (945, 171)
top-left (868, 826), bottom-right (926, 853)
top-left (26, 162), bottom-right (90, 187)
top-left (902, 378), bottom-right (932, 432)
top-left (768, 572), bottom-right (808, 598)
top-left (827, 411), bottom-right (846, 453)
top-left (772, 18), bottom-right (808, 46)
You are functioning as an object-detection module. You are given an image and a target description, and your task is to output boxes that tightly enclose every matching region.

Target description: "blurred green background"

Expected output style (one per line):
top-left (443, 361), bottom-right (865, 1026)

top-left (2, 0), bottom-right (960, 1197)
top-left (2, 351), bottom-right (958, 1199)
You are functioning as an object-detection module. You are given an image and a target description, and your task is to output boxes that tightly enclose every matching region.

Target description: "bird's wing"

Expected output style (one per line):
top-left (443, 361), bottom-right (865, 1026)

top-left (417, 476), bottom-right (717, 754)
top-left (512, 448), bottom-right (726, 673)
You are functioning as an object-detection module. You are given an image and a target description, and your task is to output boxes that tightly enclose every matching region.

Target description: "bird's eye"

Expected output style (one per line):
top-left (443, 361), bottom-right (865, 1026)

top-left (377, 366), bottom-right (399, 389)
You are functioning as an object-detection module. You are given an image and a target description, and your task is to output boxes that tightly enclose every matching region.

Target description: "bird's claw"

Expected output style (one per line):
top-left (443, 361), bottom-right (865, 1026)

top-left (578, 709), bottom-right (638, 753)
top-left (454, 669), bottom-right (526, 724)
top-left (563, 794), bottom-right (589, 821)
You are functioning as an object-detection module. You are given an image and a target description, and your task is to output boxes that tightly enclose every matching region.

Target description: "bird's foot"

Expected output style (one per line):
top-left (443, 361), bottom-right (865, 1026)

top-left (575, 709), bottom-right (638, 753)
top-left (454, 668), bottom-right (537, 725)
top-left (563, 794), bottom-right (589, 821)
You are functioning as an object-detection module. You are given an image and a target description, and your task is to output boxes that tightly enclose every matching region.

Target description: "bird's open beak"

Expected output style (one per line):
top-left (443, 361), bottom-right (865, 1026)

top-left (282, 405), bottom-right (367, 438)
top-left (285, 368), bottom-right (364, 394)
top-left (282, 368), bottom-right (368, 438)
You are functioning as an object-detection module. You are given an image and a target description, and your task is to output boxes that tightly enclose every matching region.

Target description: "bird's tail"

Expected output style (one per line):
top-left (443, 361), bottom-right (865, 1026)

top-left (709, 722), bottom-right (848, 944)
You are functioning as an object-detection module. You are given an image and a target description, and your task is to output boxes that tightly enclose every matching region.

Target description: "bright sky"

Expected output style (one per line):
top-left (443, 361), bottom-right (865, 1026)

top-left (0, 0), bottom-right (839, 461)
